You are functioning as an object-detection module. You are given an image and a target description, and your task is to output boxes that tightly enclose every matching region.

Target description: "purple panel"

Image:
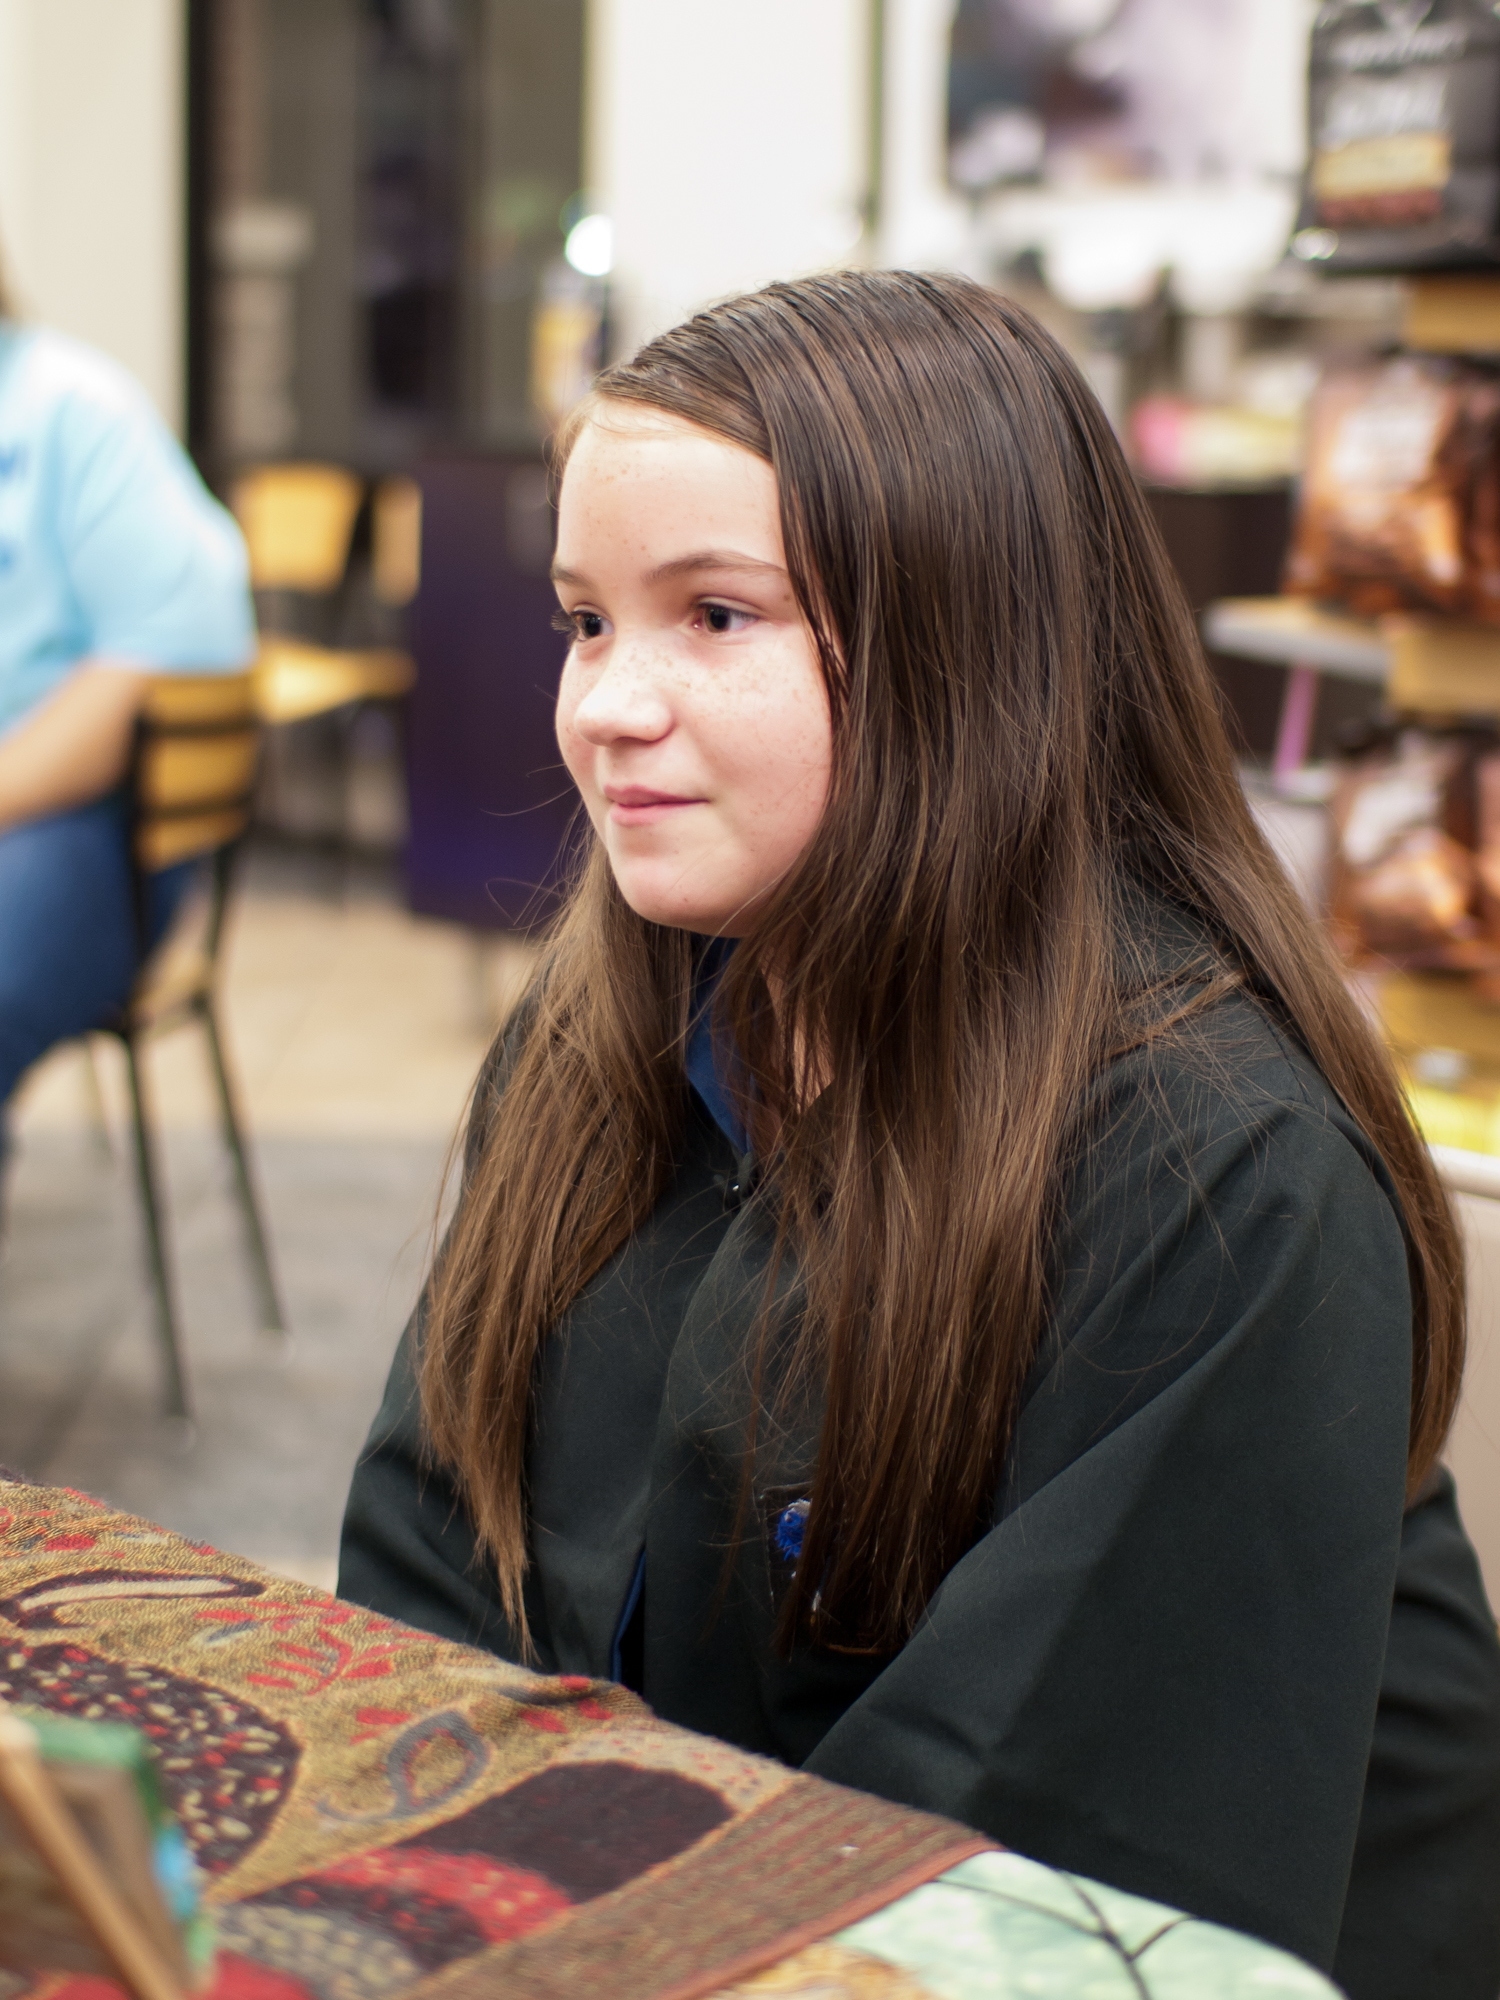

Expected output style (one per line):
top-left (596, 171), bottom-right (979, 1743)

top-left (405, 456), bottom-right (580, 929)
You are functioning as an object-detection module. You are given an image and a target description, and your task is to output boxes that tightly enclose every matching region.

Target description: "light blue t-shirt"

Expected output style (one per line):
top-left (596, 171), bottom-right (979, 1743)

top-left (0, 322), bottom-right (254, 739)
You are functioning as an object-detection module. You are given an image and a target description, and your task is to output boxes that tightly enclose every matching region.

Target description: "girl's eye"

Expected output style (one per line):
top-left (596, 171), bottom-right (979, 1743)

top-left (699, 602), bottom-right (755, 636)
top-left (551, 607), bottom-right (609, 642)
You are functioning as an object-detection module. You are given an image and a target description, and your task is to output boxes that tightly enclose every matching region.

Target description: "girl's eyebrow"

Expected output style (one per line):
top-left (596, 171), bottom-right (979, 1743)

top-left (549, 551), bottom-right (788, 588)
top-left (646, 550), bottom-right (788, 585)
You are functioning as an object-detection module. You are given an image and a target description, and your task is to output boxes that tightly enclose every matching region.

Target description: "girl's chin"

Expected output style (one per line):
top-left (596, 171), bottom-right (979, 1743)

top-left (610, 868), bottom-right (753, 937)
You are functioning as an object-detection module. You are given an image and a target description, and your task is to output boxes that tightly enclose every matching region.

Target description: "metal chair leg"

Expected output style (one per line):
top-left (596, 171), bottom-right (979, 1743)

top-left (121, 1033), bottom-right (190, 1419)
top-left (197, 994), bottom-right (287, 1337)
top-left (81, 1039), bottom-right (114, 1158)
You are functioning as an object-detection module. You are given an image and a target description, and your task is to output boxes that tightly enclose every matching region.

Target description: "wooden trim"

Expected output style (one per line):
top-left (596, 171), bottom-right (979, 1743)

top-left (1405, 275), bottom-right (1500, 355)
top-left (1387, 618), bottom-right (1500, 719)
top-left (253, 639), bottom-right (416, 723)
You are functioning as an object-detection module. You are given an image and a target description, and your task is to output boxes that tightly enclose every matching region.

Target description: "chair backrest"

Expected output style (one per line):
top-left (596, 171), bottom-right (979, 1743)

top-left (229, 463), bottom-right (365, 593)
top-left (372, 476), bottom-right (422, 607)
top-left (132, 673), bottom-right (260, 874)
top-left (251, 638), bottom-right (415, 727)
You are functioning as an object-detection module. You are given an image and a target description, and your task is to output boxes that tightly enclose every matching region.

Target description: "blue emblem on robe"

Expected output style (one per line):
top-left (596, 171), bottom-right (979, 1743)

top-left (774, 1498), bottom-right (810, 1564)
top-left (761, 1486), bottom-right (813, 1616)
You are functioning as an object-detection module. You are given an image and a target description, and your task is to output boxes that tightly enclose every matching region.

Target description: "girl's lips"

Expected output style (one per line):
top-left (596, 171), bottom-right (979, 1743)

top-left (606, 793), bottom-right (703, 827)
top-left (603, 784), bottom-right (703, 826)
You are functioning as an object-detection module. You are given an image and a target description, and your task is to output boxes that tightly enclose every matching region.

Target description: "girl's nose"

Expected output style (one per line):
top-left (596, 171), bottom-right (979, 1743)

top-left (569, 646), bottom-right (674, 748)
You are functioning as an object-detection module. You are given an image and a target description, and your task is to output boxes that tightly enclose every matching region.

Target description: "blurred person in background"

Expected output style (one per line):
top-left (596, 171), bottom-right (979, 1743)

top-left (0, 239), bottom-right (253, 1119)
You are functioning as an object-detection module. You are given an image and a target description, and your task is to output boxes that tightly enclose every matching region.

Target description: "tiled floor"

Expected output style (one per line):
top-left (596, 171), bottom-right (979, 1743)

top-left (0, 843), bottom-right (537, 1594)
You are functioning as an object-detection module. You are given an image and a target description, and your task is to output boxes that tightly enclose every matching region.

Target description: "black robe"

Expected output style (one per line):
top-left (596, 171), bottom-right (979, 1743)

top-left (339, 980), bottom-right (1500, 1998)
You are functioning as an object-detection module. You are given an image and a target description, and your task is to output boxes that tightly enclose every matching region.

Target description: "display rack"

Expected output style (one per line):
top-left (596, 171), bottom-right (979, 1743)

top-left (1202, 274), bottom-right (1500, 780)
top-left (1204, 591), bottom-right (1500, 1193)
top-left (1203, 598), bottom-right (1500, 780)
top-left (1202, 596), bottom-right (1388, 784)
top-left (1203, 589), bottom-right (1500, 1203)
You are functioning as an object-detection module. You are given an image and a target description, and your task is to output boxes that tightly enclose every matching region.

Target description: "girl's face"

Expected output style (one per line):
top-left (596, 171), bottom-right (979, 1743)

top-left (553, 406), bottom-right (832, 936)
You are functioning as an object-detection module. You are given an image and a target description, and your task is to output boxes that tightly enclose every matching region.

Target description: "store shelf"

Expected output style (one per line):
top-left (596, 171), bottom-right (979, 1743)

top-left (1387, 621), bottom-right (1500, 719)
top-left (1374, 972), bottom-right (1500, 1190)
top-left (1202, 597), bottom-right (1389, 683)
top-left (1205, 598), bottom-right (1500, 745)
top-left (1431, 1145), bottom-right (1500, 1200)
top-left (1203, 596), bottom-right (1390, 781)
top-left (1405, 275), bottom-right (1500, 356)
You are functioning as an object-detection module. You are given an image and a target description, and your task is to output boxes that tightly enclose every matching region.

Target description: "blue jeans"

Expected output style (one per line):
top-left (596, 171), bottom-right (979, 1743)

top-left (0, 794), bottom-right (192, 1105)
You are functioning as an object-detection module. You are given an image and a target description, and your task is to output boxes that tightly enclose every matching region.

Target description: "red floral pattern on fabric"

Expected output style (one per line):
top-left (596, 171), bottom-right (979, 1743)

top-left (317, 1847), bottom-right (570, 1940)
top-left (251, 1849), bottom-right (569, 1967)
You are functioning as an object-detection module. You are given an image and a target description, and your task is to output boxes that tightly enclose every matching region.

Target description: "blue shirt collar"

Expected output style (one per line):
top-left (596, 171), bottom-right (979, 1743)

top-left (685, 938), bottom-right (750, 1153)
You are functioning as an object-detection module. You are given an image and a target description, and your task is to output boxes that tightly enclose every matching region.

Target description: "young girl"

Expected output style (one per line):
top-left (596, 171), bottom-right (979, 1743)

top-left (340, 272), bottom-right (1500, 1998)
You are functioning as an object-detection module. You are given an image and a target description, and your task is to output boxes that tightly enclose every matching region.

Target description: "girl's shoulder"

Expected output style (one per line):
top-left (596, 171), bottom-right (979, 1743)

top-left (1020, 942), bottom-right (1414, 1517)
top-left (1079, 894), bottom-right (1403, 1252)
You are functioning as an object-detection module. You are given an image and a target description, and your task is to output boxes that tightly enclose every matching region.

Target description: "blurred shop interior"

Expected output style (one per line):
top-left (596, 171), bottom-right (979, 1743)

top-left (0, 0), bottom-right (1497, 1594)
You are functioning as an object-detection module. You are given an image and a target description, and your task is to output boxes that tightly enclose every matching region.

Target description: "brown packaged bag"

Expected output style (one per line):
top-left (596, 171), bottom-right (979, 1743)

top-left (1474, 747), bottom-right (1500, 931)
top-left (1329, 727), bottom-right (1498, 967)
top-left (1465, 376), bottom-right (1500, 623)
top-left (1286, 356), bottom-right (1500, 619)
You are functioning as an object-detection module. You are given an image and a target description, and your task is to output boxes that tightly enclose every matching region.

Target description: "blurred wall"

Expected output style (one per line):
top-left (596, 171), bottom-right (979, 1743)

top-left (880, 0), bottom-right (970, 273)
top-left (0, 0), bottom-right (185, 430)
top-left (588, 0), bottom-right (872, 357)
top-left (1454, 1199), bottom-right (1500, 1612)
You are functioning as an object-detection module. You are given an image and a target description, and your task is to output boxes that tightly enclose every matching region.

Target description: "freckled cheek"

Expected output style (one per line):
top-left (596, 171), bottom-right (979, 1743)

top-left (715, 737), bottom-right (831, 868)
top-left (554, 670), bottom-right (585, 766)
top-left (715, 672), bottom-right (830, 812)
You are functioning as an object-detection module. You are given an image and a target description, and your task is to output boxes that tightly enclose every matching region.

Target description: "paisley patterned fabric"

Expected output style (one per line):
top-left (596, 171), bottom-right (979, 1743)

top-left (0, 1480), bottom-right (984, 1999)
top-left (0, 1482), bottom-right (1339, 2000)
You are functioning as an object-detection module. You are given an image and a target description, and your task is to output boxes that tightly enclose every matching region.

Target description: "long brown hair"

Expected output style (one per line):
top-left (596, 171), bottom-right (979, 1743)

top-left (421, 270), bottom-right (1464, 1653)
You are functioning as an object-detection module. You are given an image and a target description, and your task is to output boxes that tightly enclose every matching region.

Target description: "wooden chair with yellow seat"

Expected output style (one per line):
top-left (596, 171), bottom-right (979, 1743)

top-left (95, 672), bottom-right (287, 1420)
top-left (230, 463), bottom-right (417, 790)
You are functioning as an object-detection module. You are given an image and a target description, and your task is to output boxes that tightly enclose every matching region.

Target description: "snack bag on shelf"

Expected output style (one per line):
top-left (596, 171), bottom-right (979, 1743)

top-left (1474, 746), bottom-right (1500, 943)
top-left (1298, 0), bottom-right (1500, 272)
top-left (1285, 357), bottom-right (1500, 618)
top-left (1466, 379), bottom-right (1500, 621)
top-left (1329, 727), bottom-right (1499, 967)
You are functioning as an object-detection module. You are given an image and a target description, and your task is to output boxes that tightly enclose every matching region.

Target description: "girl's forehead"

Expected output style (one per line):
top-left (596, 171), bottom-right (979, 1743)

top-left (558, 415), bottom-right (781, 544)
top-left (565, 404), bottom-right (755, 475)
